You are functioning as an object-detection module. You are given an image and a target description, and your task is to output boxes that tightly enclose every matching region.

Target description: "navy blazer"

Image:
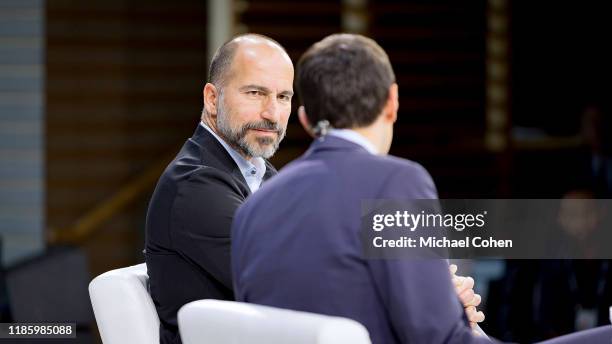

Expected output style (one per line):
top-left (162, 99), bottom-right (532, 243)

top-left (232, 135), bottom-right (491, 344)
top-left (145, 124), bottom-right (276, 344)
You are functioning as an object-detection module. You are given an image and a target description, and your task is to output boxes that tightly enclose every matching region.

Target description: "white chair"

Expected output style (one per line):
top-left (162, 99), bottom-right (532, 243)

top-left (178, 299), bottom-right (371, 344)
top-left (89, 263), bottom-right (160, 344)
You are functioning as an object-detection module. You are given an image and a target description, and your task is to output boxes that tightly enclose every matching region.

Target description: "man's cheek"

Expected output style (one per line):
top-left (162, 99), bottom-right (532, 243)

top-left (281, 109), bottom-right (291, 122)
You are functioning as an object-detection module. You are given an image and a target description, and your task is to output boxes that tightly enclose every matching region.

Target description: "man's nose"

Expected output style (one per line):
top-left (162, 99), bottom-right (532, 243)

top-left (260, 96), bottom-right (280, 123)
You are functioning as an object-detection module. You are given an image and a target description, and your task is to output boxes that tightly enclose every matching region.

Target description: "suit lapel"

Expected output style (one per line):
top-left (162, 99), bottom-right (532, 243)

top-left (263, 160), bottom-right (278, 181)
top-left (191, 125), bottom-right (250, 192)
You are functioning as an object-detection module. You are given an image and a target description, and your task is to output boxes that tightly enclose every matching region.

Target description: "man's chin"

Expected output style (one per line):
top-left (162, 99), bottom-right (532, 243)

top-left (240, 140), bottom-right (278, 159)
top-left (253, 145), bottom-right (278, 159)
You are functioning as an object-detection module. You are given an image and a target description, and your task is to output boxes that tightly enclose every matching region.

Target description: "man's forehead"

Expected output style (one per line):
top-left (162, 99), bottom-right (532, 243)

top-left (233, 40), bottom-right (292, 66)
top-left (226, 42), bottom-right (294, 88)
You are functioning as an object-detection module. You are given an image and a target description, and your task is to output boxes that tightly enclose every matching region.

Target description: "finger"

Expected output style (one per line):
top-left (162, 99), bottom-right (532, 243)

top-left (449, 264), bottom-right (458, 275)
top-left (462, 293), bottom-right (481, 307)
top-left (452, 275), bottom-right (465, 288)
top-left (466, 306), bottom-right (485, 323)
top-left (459, 289), bottom-right (475, 305)
top-left (466, 307), bottom-right (485, 323)
top-left (465, 305), bottom-right (477, 320)
top-left (466, 293), bottom-right (482, 307)
top-left (455, 276), bottom-right (473, 294)
top-left (461, 276), bottom-right (475, 291)
top-left (473, 311), bottom-right (485, 323)
top-left (456, 276), bottom-right (474, 294)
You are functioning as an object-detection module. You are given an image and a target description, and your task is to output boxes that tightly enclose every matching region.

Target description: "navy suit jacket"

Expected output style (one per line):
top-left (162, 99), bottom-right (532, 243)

top-left (145, 124), bottom-right (276, 344)
top-left (232, 135), bottom-right (491, 344)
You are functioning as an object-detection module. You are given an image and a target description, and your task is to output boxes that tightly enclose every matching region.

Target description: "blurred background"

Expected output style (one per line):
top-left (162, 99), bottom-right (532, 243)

top-left (0, 0), bottom-right (610, 343)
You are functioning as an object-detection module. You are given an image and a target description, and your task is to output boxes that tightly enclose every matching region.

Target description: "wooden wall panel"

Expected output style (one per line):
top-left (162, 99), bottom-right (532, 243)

top-left (46, 0), bottom-right (207, 272)
top-left (370, 0), bottom-right (494, 197)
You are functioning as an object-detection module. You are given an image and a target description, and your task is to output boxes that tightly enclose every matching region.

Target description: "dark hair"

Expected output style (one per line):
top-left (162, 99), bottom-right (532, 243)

top-left (296, 34), bottom-right (396, 129)
top-left (208, 33), bottom-right (286, 88)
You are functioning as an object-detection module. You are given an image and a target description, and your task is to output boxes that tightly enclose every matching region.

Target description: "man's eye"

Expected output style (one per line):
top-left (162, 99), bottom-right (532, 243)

top-left (247, 90), bottom-right (262, 96)
top-left (279, 94), bottom-right (291, 102)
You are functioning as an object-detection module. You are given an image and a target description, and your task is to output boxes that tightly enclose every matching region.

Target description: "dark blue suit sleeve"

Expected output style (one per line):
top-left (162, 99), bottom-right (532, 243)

top-left (367, 259), bottom-right (491, 343)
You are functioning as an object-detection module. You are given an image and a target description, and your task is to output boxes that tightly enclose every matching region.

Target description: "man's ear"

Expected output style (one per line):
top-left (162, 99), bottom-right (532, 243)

top-left (298, 106), bottom-right (316, 138)
top-left (384, 83), bottom-right (399, 123)
top-left (203, 83), bottom-right (219, 117)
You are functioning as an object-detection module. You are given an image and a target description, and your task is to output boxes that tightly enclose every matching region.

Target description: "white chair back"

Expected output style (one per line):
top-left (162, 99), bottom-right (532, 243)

top-left (89, 263), bottom-right (160, 344)
top-left (178, 299), bottom-right (371, 344)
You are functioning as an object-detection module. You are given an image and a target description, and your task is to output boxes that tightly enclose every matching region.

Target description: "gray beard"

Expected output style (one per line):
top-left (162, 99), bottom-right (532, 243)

top-left (215, 97), bottom-right (285, 159)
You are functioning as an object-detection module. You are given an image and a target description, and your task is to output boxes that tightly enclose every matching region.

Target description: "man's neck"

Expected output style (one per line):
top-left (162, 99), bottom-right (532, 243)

top-left (351, 127), bottom-right (383, 155)
top-left (201, 117), bottom-right (218, 136)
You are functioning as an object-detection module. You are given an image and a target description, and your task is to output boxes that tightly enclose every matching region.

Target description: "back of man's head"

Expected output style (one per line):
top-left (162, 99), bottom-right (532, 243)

top-left (296, 34), bottom-right (396, 129)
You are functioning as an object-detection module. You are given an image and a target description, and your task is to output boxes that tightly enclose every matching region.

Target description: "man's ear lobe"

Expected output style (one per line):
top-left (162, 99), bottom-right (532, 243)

top-left (298, 106), bottom-right (316, 138)
top-left (203, 83), bottom-right (218, 116)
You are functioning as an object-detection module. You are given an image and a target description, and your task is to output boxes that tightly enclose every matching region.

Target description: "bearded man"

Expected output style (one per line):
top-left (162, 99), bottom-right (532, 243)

top-left (144, 33), bottom-right (294, 344)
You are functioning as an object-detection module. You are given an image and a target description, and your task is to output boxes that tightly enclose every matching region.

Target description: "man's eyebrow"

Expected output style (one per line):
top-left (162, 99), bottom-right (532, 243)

top-left (279, 90), bottom-right (294, 97)
top-left (239, 85), bottom-right (270, 93)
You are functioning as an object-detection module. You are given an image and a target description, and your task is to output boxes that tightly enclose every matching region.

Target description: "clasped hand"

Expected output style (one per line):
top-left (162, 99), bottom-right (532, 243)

top-left (449, 264), bottom-right (485, 331)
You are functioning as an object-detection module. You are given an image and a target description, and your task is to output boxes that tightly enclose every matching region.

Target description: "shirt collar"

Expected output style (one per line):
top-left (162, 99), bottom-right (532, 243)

top-left (200, 122), bottom-right (266, 191)
top-left (327, 128), bottom-right (378, 154)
